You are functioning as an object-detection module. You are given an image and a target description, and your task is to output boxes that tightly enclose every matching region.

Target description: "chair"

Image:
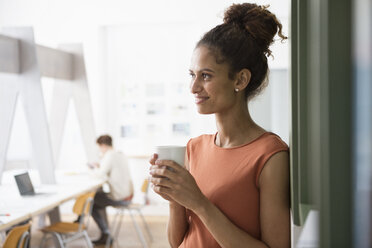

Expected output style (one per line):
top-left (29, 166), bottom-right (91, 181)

top-left (2, 223), bottom-right (31, 248)
top-left (39, 191), bottom-right (95, 248)
top-left (107, 178), bottom-right (153, 248)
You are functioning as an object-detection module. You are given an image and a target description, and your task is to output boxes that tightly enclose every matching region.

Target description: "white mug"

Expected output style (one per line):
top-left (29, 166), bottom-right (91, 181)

top-left (155, 145), bottom-right (186, 166)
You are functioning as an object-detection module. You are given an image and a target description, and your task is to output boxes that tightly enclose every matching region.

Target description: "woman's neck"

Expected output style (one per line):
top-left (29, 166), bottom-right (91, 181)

top-left (215, 103), bottom-right (264, 148)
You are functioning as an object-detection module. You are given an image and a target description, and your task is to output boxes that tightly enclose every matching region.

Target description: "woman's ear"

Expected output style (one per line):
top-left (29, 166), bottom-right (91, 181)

top-left (234, 69), bottom-right (251, 91)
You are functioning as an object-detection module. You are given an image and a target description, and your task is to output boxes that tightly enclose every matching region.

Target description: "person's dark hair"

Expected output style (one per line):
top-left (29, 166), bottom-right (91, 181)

top-left (96, 135), bottom-right (113, 146)
top-left (196, 3), bottom-right (287, 100)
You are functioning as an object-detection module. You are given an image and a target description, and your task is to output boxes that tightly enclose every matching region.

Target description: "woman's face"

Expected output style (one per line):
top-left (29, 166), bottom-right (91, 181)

top-left (189, 46), bottom-right (238, 115)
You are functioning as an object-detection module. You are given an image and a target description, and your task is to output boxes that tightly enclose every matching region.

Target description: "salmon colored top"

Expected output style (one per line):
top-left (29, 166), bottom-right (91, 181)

top-left (179, 132), bottom-right (289, 248)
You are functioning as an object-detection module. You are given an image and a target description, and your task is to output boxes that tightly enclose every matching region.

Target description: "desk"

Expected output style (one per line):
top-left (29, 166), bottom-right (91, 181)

top-left (0, 170), bottom-right (105, 231)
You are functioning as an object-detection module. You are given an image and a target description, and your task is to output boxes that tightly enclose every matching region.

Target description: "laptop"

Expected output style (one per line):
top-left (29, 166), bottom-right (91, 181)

top-left (14, 172), bottom-right (48, 196)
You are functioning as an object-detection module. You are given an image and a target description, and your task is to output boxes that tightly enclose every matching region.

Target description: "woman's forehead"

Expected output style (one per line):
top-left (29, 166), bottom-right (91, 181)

top-left (190, 46), bottom-right (227, 72)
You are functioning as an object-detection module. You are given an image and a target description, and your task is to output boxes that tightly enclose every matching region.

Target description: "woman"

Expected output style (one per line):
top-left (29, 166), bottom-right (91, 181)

top-left (149, 3), bottom-right (289, 248)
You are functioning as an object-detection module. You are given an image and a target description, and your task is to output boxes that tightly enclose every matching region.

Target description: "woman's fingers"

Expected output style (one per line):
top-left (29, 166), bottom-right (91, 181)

top-left (150, 164), bottom-right (176, 179)
top-left (150, 177), bottom-right (176, 202)
top-left (152, 184), bottom-right (172, 195)
top-left (154, 159), bottom-right (184, 172)
top-left (149, 153), bottom-right (158, 165)
top-left (150, 175), bottom-right (173, 188)
top-left (149, 157), bottom-right (203, 209)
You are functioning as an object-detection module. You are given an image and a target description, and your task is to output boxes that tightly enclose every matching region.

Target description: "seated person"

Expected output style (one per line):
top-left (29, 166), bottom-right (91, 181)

top-left (89, 134), bottom-right (134, 245)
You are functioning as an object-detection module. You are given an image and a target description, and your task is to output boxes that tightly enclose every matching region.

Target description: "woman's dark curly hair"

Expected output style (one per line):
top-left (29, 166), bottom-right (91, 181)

top-left (196, 3), bottom-right (287, 101)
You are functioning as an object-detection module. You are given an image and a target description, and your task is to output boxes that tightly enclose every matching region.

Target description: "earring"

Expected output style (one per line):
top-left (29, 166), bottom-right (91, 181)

top-left (235, 88), bottom-right (239, 92)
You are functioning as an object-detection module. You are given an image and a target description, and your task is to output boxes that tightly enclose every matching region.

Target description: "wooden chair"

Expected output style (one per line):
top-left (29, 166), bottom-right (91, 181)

top-left (2, 223), bottom-right (31, 248)
top-left (107, 178), bottom-right (153, 248)
top-left (39, 191), bottom-right (95, 248)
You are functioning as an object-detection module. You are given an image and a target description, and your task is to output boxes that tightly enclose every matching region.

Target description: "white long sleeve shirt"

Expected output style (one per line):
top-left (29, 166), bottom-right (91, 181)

top-left (94, 149), bottom-right (133, 200)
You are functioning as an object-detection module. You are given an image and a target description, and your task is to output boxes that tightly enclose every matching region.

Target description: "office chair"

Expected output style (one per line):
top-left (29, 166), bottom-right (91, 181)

top-left (39, 191), bottom-right (95, 248)
top-left (2, 223), bottom-right (31, 248)
top-left (107, 178), bottom-right (153, 248)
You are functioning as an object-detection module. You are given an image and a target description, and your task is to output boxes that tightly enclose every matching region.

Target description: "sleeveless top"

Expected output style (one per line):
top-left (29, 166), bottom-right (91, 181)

top-left (179, 132), bottom-right (289, 248)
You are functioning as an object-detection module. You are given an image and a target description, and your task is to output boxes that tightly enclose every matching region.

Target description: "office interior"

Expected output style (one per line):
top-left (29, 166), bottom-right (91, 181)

top-left (0, 0), bottom-right (371, 247)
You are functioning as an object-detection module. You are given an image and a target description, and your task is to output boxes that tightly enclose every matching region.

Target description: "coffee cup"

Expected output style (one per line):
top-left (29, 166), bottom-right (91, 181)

top-left (155, 145), bottom-right (186, 166)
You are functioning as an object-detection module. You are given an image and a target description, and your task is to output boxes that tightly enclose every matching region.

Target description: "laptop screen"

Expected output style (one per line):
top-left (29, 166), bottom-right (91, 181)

top-left (14, 172), bottom-right (35, 196)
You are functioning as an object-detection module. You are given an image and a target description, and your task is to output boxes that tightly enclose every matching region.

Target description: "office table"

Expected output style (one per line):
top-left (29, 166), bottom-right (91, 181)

top-left (0, 170), bottom-right (105, 231)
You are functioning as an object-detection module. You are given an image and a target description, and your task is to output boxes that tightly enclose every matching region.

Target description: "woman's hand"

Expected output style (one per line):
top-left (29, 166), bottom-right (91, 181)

top-left (149, 157), bottom-right (207, 212)
top-left (149, 154), bottom-right (174, 202)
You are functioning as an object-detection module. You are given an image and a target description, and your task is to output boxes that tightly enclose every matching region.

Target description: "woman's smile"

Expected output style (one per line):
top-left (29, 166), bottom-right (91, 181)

top-left (194, 95), bottom-right (209, 104)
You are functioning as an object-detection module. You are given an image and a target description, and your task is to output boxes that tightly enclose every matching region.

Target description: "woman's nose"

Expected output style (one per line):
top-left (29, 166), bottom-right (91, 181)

top-left (190, 77), bottom-right (202, 94)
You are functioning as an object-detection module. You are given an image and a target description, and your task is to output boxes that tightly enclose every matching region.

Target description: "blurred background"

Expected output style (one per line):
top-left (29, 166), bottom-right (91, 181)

top-left (3, 0), bottom-right (370, 247)
top-left (0, 0), bottom-right (289, 205)
top-left (0, 1), bottom-right (293, 246)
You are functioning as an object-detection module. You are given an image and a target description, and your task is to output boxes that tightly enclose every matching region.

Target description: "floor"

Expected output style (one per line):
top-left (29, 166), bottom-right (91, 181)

top-left (29, 214), bottom-right (171, 248)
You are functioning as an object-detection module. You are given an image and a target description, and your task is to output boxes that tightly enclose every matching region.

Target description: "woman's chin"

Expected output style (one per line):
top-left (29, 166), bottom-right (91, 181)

top-left (196, 107), bottom-right (214, 115)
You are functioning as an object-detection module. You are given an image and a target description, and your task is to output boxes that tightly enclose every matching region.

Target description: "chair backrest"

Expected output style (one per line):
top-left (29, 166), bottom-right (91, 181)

top-left (141, 178), bottom-right (150, 205)
top-left (3, 223), bottom-right (30, 248)
top-left (72, 191), bottom-right (95, 216)
top-left (141, 178), bottom-right (149, 194)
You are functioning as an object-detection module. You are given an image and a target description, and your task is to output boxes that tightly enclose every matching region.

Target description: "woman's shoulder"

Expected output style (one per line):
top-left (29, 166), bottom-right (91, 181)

top-left (190, 133), bottom-right (214, 142)
top-left (256, 132), bottom-right (289, 153)
top-left (187, 133), bottom-right (215, 148)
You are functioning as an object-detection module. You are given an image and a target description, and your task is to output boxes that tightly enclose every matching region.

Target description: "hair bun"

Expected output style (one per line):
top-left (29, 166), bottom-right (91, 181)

top-left (224, 3), bottom-right (287, 56)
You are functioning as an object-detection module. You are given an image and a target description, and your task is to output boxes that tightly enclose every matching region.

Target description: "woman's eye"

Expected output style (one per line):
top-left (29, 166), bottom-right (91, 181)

top-left (189, 72), bottom-right (196, 79)
top-left (202, 73), bottom-right (211, 80)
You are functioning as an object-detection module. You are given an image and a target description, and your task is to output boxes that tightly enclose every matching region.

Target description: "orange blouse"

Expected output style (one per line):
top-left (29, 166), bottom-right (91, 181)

top-left (179, 132), bottom-right (289, 248)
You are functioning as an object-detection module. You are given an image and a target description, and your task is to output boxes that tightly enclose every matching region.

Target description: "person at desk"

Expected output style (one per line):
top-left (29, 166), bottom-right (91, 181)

top-left (89, 135), bottom-right (134, 245)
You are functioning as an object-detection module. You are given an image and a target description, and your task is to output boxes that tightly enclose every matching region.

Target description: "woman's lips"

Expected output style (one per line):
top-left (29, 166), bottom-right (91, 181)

top-left (194, 96), bottom-right (209, 104)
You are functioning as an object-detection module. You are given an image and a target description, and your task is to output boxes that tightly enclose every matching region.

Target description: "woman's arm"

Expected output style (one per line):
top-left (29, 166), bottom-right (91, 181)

top-left (259, 151), bottom-right (290, 247)
top-left (150, 151), bottom-right (290, 248)
top-left (167, 202), bottom-right (188, 247)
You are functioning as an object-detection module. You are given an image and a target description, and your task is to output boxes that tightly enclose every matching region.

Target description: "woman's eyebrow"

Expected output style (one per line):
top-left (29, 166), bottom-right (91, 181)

top-left (200, 68), bottom-right (215, 73)
top-left (189, 68), bottom-right (215, 73)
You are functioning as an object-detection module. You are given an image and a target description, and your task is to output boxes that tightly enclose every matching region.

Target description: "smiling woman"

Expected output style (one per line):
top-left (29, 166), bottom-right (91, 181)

top-left (189, 48), bottom-right (243, 114)
top-left (149, 3), bottom-right (289, 248)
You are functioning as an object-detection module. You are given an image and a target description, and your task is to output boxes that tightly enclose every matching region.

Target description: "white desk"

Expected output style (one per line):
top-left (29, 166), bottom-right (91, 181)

top-left (0, 170), bottom-right (105, 231)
